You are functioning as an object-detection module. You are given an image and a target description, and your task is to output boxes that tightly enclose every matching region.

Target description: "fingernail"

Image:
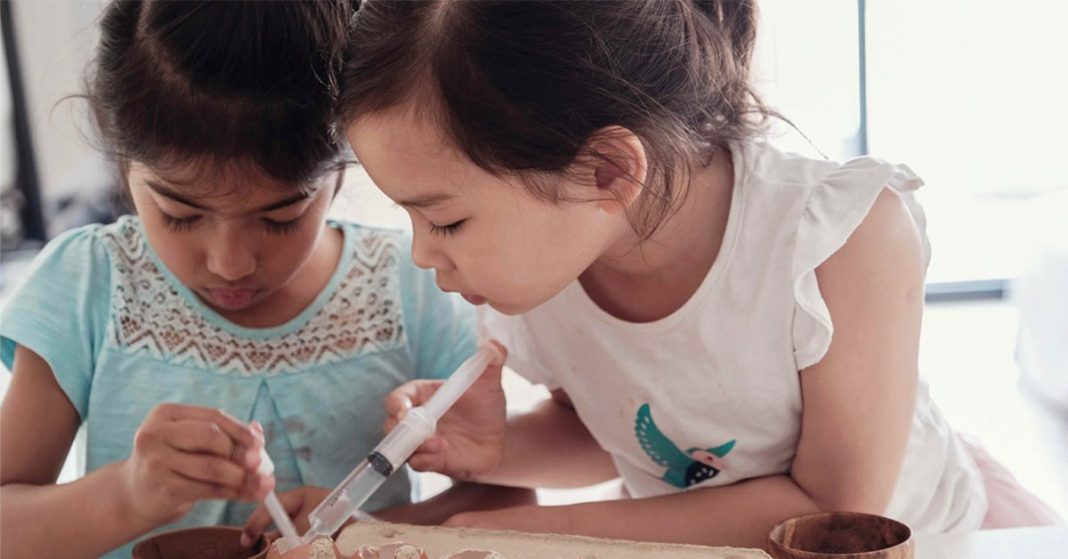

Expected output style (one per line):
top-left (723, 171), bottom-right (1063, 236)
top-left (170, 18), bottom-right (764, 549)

top-left (246, 448), bottom-right (259, 468)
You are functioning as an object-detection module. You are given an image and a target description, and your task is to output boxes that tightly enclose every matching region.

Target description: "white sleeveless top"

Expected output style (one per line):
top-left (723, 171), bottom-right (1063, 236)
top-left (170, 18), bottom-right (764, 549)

top-left (481, 139), bottom-right (987, 534)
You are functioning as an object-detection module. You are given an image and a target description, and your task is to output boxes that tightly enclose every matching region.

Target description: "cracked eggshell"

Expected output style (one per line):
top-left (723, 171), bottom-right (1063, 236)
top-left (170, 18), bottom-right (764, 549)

top-left (266, 537), bottom-right (342, 559)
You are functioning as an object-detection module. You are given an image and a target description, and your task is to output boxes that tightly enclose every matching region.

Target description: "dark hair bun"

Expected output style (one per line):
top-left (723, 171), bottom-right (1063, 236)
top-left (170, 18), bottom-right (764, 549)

top-left (89, 0), bottom-right (354, 186)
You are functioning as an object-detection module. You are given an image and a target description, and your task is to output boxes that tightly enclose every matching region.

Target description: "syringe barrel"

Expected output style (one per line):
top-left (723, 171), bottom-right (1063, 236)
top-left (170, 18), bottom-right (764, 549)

top-left (306, 461), bottom-right (374, 539)
top-left (422, 344), bottom-right (500, 419)
top-left (375, 407), bottom-right (436, 472)
top-left (305, 409), bottom-right (435, 539)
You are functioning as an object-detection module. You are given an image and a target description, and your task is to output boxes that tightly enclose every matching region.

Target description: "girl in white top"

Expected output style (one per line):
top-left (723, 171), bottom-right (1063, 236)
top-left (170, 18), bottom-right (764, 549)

top-left (339, 0), bottom-right (1057, 547)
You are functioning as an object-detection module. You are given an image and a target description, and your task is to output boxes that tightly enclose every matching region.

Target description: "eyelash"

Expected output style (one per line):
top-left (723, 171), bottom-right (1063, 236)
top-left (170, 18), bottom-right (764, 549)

top-left (162, 214), bottom-right (200, 232)
top-left (428, 220), bottom-right (465, 237)
top-left (161, 214), bottom-right (301, 235)
top-left (262, 218), bottom-right (301, 235)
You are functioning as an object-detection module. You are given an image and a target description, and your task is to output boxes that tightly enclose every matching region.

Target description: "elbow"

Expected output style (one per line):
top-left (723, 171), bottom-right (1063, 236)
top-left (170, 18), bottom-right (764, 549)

top-left (798, 480), bottom-right (894, 516)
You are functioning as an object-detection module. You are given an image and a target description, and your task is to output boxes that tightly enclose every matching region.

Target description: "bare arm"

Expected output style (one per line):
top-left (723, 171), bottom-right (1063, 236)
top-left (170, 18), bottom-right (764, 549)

top-left (476, 389), bottom-right (618, 489)
top-left (446, 189), bottom-right (925, 548)
top-left (386, 353), bottom-right (617, 490)
top-left (1, 346), bottom-right (269, 559)
top-left (1, 346), bottom-right (151, 559)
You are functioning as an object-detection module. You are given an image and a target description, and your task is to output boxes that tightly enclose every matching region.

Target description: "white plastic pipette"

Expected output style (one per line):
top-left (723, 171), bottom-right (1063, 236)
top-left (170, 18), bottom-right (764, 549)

top-left (289, 343), bottom-right (502, 549)
top-left (257, 447), bottom-right (302, 549)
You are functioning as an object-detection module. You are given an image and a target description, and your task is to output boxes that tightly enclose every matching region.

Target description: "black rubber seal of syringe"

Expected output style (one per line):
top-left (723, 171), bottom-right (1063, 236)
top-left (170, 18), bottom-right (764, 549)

top-left (367, 451), bottom-right (394, 477)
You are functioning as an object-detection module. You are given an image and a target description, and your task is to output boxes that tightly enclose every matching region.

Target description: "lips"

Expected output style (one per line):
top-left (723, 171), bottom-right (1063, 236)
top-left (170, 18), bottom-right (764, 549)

top-left (461, 293), bottom-right (487, 305)
top-left (204, 288), bottom-right (260, 310)
top-left (437, 279), bottom-right (486, 306)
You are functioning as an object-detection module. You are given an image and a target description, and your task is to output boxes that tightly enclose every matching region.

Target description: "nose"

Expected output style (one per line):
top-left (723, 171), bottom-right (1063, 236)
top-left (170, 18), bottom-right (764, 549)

top-left (410, 228), bottom-right (453, 272)
top-left (206, 223), bottom-right (257, 281)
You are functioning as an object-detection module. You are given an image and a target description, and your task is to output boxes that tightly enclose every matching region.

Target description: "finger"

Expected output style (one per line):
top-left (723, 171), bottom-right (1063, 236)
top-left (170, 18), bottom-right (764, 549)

top-left (165, 472), bottom-right (243, 503)
top-left (407, 451), bottom-right (446, 473)
top-left (242, 503), bottom-right (274, 545)
top-left (236, 471), bottom-right (275, 502)
top-left (417, 436), bottom-right (444, 454)
top-left (384, 382), bottom-right (427, 418)
top-left (232, 444), bottom-right (265, 473)
top-left (250, 421), bottom-right (266, 443)
top-left (157, 404), bottom-right (261, 454)
top-left (481, 361), bottom-right (505, 383)
top-left (486, 339), bottom-right (509, 366)
top-left (161, 420), bottom-right (236, 458)
top-left (237, 468), bottom-right (260, 501)
top-left (164, 447), bottom-right (250, 491)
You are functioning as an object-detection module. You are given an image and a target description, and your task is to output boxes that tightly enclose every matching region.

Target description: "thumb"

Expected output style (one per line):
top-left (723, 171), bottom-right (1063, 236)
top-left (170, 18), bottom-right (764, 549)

top-left (473, 341), bottom-right (508, 389)
top-left (486, 339), bottom-right (508, 367)
top-left (384, 382), bottom-right (419, 420)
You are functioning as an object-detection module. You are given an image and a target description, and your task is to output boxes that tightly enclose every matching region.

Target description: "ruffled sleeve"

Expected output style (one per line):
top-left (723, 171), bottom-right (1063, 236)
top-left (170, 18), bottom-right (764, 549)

top-left (0, 225), bottom-right (112, 418)
top-left (792, 157), bottom-right (928, 370)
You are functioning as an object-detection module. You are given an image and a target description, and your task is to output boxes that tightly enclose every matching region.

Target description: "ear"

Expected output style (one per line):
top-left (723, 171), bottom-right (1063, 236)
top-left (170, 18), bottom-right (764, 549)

top-left (583, 126), bottom-right (648, 214)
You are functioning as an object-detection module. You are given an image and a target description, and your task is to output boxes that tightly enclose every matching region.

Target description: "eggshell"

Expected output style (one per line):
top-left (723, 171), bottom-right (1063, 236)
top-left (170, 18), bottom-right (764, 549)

top-left (266, 537), bottom-right (342, 559)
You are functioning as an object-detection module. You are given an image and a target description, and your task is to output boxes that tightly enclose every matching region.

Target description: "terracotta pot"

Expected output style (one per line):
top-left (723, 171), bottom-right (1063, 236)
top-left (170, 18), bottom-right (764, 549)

top-left (132, 526), bottom-right (269, 559)
top-left (767, 512), bottom-right (913, 559)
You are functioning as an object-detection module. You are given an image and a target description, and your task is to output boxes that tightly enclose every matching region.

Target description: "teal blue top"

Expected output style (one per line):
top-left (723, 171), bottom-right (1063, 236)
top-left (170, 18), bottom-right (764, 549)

top-left (0, 216), bottom-right (475, 558)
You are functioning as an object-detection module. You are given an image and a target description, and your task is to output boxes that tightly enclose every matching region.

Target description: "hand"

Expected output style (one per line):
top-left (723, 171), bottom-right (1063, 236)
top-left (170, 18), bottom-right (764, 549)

top-left (384, 341), bottom-right (508, 481)
top-left (241, 485), bottom-right (333, 547)
top-left (117, 404), bottom-right (273, 526)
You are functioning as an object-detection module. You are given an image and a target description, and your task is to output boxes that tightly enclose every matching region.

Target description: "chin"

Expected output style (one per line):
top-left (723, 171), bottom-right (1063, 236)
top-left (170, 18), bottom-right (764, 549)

top-left (487, 299), bottom-right (538, 316)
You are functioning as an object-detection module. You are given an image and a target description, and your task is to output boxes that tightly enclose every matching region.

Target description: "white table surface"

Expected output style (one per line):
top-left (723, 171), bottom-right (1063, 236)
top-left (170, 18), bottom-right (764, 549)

top-left (916, 527), bottom-right (1068, 559)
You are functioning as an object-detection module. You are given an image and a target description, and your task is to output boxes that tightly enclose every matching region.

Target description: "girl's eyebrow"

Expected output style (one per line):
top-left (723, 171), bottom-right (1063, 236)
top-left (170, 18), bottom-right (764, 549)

top-left (145, 180), bottom-right (208, 209)
top-left (145, 180), bottom-right (311, 212)
top-left (397, 192), bottom-right (455, 210)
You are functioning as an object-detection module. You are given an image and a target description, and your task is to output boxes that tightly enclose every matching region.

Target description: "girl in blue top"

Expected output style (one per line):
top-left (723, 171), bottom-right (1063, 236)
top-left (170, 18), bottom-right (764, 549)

top-left (0, 2), bottom-right (525, 558)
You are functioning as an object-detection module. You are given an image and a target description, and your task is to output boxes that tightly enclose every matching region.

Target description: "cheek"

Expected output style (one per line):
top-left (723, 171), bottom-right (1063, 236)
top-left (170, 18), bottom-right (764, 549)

top-left (144, 228), bottom-right (201, 282)
top-left (261, 219), bottom-right (327, 275)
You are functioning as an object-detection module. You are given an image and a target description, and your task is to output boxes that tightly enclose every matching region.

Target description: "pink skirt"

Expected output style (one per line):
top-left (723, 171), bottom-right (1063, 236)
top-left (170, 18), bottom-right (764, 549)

top-left (960, 435), bottom-right (1065, 528)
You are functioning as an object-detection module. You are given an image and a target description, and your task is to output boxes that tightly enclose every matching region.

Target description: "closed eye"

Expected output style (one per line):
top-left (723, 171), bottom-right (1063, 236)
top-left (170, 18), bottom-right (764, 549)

top-left (162, 213), bottom-right (201, 232)
top-left (427, 219), bottom-right (466, 237)
top-left (262, 217), bottom-right (301, 235)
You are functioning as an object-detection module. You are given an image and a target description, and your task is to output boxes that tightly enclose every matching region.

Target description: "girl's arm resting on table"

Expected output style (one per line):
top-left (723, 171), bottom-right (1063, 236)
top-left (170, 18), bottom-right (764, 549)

top-left (446, 474), bottom-right (820, 548)
top-left (1, 346), bottom-right (154, 559)
top-left (474, 389), bottom-right (619, 489)
top-left (374, 482), bottom-right (537, 526)
top-left (449, 189), bottom-right (925, 548)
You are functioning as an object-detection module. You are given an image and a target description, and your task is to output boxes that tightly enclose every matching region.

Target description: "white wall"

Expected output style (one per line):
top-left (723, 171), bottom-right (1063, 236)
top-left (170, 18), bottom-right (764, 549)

top-left (9, 0), bottom-right (110, 233)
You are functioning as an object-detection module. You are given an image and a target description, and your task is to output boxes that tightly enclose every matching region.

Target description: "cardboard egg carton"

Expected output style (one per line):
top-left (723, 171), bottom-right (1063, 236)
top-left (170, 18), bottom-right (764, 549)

top-left (336, 522), bottom-right (770, 559)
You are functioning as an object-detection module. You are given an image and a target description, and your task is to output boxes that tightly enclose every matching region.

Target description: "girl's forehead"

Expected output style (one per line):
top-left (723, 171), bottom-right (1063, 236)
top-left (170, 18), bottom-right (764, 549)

top-left (350, 107), bottom-right (455, 160)
top-left (349, 113), bottom-right (475, 190)
top-left (129, 161), bottom-right (317, 210)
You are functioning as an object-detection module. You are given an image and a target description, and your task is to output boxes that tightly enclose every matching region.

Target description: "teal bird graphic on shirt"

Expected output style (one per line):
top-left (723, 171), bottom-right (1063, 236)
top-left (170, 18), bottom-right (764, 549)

top-left (635, 403), bottom-right (737, 489)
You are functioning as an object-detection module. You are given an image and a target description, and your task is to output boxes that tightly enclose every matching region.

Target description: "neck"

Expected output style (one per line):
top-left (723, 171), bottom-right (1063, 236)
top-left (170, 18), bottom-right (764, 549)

top-left (580, 150), bottom-right (735, 322)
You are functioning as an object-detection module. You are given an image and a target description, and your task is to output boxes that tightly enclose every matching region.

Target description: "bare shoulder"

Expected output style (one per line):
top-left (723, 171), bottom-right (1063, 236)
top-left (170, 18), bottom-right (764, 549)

top-left (818, 187), bottom-right (924, 290)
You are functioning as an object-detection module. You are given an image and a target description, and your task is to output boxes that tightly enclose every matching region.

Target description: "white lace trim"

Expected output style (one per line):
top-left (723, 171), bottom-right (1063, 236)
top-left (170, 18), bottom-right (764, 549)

top-left (101, 219), bottom-right (406, 376)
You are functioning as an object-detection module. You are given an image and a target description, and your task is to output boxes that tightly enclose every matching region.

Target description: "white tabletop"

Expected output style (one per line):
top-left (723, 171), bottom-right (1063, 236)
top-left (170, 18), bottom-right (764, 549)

top-left (916, 527), bottom-right (1068, 559)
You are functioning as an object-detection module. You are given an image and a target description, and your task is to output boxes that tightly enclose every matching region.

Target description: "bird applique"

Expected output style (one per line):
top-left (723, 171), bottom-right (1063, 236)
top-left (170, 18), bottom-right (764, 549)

top-left (635, 403), bottom-right (737, 489)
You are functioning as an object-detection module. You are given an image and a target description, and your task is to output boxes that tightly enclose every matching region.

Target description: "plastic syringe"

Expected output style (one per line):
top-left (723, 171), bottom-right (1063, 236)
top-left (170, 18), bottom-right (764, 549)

top-left (291, 343), bottom-right (503, 549)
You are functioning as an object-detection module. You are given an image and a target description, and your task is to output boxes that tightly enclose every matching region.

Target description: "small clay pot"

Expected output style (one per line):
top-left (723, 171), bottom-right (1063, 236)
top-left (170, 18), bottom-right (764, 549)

top-left (767, 512), bottom-right (914, 559)
top-left (132, 526), bottom-right (269, 559)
